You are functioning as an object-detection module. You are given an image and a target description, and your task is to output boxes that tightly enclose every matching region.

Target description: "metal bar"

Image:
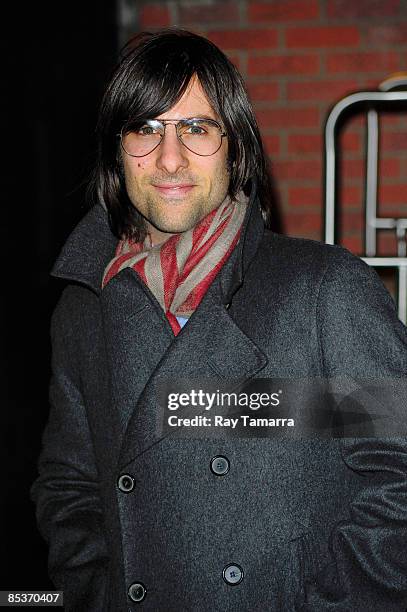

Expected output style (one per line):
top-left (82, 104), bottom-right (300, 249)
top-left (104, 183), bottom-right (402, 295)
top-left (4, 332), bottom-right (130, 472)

top-left (396, 225), bottom-right (407, 258)
top-left (398, 265), bottom-right (407, 324)
top-left (373, 219), bottom-right (399, 228)
top-left (362, 258), bottom-right (407, 266)
top-left (365, 109), bottom-right (379, 256)
top-left (324, 91), bottom-right (407, 245)
top-left (362, 258), bottom-right (407, 324)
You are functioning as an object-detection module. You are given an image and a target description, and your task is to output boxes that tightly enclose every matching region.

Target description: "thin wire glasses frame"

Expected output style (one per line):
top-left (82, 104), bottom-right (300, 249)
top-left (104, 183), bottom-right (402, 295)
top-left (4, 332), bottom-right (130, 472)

top-left (119, 117), bottom-right (227, 157)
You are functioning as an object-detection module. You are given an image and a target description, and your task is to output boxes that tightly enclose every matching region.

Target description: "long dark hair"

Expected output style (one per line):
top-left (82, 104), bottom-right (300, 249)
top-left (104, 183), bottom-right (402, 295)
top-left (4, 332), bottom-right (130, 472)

top-left (89, 28), bottom-right (273, 240)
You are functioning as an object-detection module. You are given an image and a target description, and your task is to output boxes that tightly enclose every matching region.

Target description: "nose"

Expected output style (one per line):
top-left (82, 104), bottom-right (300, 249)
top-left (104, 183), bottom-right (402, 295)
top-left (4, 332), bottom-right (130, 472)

top-left (155, 124), bottom-right (189, 173)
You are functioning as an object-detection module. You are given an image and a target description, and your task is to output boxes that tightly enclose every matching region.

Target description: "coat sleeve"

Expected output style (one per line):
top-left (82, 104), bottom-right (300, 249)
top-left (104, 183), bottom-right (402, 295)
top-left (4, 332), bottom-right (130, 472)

top-left (302, 248), bottom-right (407, 612)
top-left (30, 290), bottom-right (110, 612)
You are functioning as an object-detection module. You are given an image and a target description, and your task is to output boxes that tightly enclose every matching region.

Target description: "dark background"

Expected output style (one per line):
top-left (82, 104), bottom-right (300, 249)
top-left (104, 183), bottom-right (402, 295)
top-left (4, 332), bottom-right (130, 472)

top-left (3, 0), bottom-right (118, 589)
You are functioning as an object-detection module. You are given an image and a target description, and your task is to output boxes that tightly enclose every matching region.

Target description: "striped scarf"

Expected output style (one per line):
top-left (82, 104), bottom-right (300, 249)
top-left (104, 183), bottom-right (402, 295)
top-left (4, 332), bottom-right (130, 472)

top-left (102, 194), bottom-right (247, 335)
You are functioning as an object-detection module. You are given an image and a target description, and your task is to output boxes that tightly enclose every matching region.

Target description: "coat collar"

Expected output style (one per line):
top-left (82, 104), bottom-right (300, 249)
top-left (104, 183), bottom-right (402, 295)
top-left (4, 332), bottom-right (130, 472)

top-left (51, 203), bottom-right (118, 292)
top-left (51, 179), bottom-right (265, 304)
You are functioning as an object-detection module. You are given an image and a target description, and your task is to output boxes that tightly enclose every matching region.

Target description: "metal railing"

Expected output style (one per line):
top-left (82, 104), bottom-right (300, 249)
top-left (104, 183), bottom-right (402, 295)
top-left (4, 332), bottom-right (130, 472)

top-left (324, 74), bottom-right (407, 324)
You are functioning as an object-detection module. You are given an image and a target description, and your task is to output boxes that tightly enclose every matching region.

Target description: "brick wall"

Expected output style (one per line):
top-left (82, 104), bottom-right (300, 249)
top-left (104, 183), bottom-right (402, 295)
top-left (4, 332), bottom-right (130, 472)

top-left (136, 0), bottom-right (407, 257)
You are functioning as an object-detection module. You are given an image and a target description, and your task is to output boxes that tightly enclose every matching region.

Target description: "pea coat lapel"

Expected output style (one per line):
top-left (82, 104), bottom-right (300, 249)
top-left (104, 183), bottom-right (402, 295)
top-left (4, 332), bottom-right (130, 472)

top-left (108, 260), bottom-right (269, 469)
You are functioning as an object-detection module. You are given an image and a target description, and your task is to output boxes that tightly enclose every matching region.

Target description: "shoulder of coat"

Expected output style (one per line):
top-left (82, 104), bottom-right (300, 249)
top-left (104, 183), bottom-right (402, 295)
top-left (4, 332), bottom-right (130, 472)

top-left (259, 229), bottom-right (364, 271)
top-left (53, 282), bottom-right (101, 322)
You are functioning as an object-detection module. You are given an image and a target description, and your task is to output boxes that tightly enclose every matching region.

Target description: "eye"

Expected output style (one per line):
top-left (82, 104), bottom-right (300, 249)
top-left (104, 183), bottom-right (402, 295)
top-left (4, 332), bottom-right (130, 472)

top-left (138, 124), bottom-right (157, 136)
top-left (187, 124), bottom-right (206, 135)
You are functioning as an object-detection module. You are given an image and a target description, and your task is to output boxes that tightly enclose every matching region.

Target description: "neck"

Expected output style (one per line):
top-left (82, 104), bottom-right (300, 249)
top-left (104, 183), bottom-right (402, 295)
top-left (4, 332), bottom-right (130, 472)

top-left (147, 226), bottom-right (177, 247)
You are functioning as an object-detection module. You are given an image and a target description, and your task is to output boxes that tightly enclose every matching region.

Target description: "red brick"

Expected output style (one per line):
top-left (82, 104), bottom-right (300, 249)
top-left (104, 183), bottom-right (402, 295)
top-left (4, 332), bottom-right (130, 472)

top-left (256, 107), bottom-right (320, 128)
top-left (379, 114), bottom-right (405, 127)
top-left (381, 132), bottom-right (407, 150)
top-left (340, 115), bottom-right (365, 130)
top-left (341, 158), bottom-right (400, 179)
top-left (379, 158), bottom-right (401, 178)
top-left (287, 130), bottom-right (359, 155)
top-left (342, 211), bottom-right (364, 231)
top-left (339, 131), bottom-right (362, 153)
top-left (366, 24), bottom-right (407, 45)
top-left (284, 212), bottom-right (322, 237)
top-left (326, 51), bottom-right (400, 74)
top-left (341, 236), bottom-right (363, 254)
top-left (286, 26), bottom-right (360, 48)
top-left (377, 233), bottom-right (398, 256)
top-left (247, 81), bottom-right (279, 101)
top-left (273, 159), bottom-right (322, 180)
top-left (379, 184), bottom-right (407, 204)
top-left (226, 53), bottom-right (242, 70)
top-left (288, 186), bottom-right (321, 206)
top-left (288, 133), bottom-right (322, 154)
top-left (207, 29), bottom-right (278, 50)
top-left (248, 54), bottom-right (319, 76)
top-left (179, 1), bottom-right (239, 24)
top-left (342, 185), bottom-right (363, 207)
top-left (327, 0), bottom-right (400, 18)
top-left (341, 159), bottom-right (364, 178)
top-left (359, 78), bottom-right (387, 90)
top-left (378, 202), bottom-right (407, 218)
top-left (287, 79), bottom-right (356, 101)
top-left (262, 135), bottom-right (280, 155)
top-left (248, 0), bottom-right (319, 22)
top-left (139, 4), bottom-right (170, 28)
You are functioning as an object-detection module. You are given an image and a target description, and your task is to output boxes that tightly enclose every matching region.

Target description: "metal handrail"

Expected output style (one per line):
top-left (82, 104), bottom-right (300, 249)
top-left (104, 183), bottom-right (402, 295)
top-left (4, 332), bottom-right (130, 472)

top-left (324, 85), bottom-right (407, 324)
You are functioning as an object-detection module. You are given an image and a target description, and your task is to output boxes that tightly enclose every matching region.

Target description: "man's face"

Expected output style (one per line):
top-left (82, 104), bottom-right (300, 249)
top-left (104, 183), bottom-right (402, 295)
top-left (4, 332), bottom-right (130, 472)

top-left (121, 77), bottom-right (230, 245)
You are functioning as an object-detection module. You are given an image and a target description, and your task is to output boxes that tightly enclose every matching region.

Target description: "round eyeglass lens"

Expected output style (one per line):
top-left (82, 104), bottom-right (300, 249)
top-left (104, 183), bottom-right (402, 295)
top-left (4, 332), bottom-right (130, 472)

top-left (121, 123), bottom-right (162, 157)
top-left (178, 119), bottom-right (223, 155)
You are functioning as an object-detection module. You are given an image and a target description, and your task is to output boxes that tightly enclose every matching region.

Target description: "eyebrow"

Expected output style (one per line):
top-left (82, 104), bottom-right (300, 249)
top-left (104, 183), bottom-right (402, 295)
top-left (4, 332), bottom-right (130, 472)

top-left (187, 114), bottom-right (217, 121)
top-left (153, 114), bottom-right (218, 122)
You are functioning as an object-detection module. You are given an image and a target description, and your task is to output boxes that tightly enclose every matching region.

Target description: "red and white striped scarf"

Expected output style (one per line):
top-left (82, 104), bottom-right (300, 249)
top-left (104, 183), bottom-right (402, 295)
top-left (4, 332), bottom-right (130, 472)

top-left (102, 194), bottom-right (247, 335)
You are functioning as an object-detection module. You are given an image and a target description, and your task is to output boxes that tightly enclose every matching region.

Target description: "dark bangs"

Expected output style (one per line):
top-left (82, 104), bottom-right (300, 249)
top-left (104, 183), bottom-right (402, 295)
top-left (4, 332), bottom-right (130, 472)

top-left (90, 29), bottom-right (272, 240)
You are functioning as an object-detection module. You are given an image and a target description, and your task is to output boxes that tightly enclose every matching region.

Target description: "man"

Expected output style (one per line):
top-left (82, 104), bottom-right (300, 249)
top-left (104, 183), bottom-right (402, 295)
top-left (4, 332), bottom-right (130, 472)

top-left (31, 29), bottom-right (407, 611)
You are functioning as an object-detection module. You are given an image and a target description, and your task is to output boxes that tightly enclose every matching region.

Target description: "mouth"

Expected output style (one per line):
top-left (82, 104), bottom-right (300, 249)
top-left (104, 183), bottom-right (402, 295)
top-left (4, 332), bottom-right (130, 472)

top-left (153, 184), bottom-right (196, 198)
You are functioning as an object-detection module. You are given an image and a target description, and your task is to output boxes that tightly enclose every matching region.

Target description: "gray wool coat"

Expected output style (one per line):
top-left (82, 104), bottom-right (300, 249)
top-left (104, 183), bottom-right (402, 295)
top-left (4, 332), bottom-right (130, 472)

top-left (31, 185), bottom-right (407, 612)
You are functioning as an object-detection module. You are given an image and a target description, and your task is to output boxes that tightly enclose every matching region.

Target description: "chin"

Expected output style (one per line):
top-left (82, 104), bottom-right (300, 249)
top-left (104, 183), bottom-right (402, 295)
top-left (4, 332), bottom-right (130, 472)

top-left (157, 224), bottom-right (195, 235)
top-left (153, 213), bottom-right (203, 235)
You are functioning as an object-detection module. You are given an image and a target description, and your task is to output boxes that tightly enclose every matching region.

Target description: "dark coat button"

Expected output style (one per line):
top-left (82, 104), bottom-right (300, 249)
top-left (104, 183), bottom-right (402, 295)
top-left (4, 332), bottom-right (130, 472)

top-left (223, 563), bottom-right (244, 585)
top-left (210, 455), bottom-right (230, 475)
top-left (128, 582), bottom-right (147, 603)
top-left (118, 474), bottom-right (135, 493)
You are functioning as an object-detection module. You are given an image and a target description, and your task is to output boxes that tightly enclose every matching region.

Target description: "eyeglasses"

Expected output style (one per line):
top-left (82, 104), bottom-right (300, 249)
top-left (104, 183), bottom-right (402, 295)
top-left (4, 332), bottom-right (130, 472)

top-left (119, 118), bottom-right (227, 157)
